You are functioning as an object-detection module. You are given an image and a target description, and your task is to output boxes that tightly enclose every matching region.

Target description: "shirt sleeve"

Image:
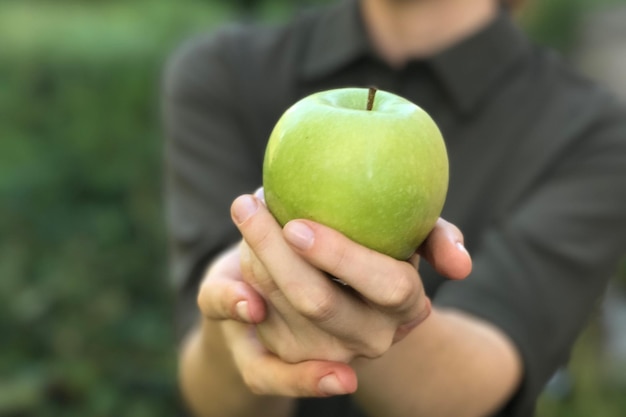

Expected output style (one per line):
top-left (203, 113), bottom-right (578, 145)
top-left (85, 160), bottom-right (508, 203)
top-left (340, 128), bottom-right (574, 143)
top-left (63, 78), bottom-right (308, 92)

top-left (434, 100), bottom-right (626, 416)
top-left (162, 29), bottom-right (263, 339)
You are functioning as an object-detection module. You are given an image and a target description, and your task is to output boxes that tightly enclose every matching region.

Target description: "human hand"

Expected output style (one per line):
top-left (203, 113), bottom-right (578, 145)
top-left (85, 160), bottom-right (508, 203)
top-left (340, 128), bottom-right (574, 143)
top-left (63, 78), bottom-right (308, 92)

top-left (196, 242), bottom-right (358, 397)
top-left (195, 189), bottom-right (471, 398)
top-left (230, 188), bottom-right (472, 365)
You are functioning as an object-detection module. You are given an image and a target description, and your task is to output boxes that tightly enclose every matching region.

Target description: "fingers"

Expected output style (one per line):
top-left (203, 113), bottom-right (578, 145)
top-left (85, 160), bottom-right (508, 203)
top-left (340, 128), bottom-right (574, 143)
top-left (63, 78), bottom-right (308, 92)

top-left (418, 218), bottom-right (472, 280)
top-left (198, 278), bottom-right (267, 324)
top-left (224, 321), bottom-right (358, 397)
top-left (232, 194), bottom-right (397, 356)
top-left (240, 190), bottom-right (470, 284)
top-left (282, 219), bottom-right (429, 344)
top-left (279, 217), bottom-right (466, 333)
top-left (229, 192), bottom-right (463, 361)
top-left (283, 219), bottom-right (424, 314)
top-left (231, 194), bottom-right (344, 320)
top-left (197, 245), bottom-right (267, 324)
top-left (392, 297), bottom-right (432, 343)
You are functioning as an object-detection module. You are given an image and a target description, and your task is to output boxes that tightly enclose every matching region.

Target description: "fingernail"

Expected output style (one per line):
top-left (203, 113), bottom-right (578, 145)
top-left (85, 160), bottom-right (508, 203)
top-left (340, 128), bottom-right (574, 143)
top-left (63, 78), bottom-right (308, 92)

top-left (254, 187), bottom-right (265, 205)
top-left (318, 374), bottom-right (345, 396)
top-left (232, 195), bottom-right (258, 224)
top-left (236, 300), bottom-right (252, 323)
top-left (456, 241), bottom-right (468, 255)
top-left (284, 221), bottom-right (314, 250)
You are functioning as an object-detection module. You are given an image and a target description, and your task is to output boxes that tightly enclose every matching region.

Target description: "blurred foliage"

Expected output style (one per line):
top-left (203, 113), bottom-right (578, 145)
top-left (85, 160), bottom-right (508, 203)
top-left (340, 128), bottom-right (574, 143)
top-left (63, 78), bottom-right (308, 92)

top-left (537, 316), bottom-right (626, 417)
top-left (1, 0), bottom-right (624, 416)
top-left (521, 0), bottom-right (626, 54)
top-left (0, 1), bottom-right (234, 415)
top-left (520, 0), bottom-right (586, 53)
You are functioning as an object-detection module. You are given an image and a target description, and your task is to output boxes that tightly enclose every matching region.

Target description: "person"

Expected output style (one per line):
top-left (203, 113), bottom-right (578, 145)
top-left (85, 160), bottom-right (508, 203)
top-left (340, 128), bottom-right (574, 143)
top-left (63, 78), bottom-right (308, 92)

top-left (162, 0), bottom-right (626, 416)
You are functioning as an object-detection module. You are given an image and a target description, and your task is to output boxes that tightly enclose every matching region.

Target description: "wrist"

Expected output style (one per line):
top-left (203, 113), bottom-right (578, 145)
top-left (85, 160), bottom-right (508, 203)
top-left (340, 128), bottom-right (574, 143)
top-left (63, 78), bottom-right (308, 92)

top-left (179, 320), bottom-right (248, 416)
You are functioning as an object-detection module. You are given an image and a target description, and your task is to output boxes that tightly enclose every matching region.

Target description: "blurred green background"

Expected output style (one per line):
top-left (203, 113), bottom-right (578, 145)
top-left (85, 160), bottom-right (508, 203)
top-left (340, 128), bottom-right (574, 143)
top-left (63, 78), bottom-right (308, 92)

top-left (1, 0), bottom-right (624, 416)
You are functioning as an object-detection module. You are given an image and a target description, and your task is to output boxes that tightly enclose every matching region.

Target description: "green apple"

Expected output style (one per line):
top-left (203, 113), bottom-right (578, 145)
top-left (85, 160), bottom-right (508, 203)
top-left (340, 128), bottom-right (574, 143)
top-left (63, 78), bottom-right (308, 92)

top-left (262, 87), bottom-right (449, 260)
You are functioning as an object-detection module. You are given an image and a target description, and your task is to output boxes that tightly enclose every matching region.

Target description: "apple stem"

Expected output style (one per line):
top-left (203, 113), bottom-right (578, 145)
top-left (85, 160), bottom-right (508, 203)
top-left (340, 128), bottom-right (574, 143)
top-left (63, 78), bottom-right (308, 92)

top-left (367, 87), bottom-right (377, 111)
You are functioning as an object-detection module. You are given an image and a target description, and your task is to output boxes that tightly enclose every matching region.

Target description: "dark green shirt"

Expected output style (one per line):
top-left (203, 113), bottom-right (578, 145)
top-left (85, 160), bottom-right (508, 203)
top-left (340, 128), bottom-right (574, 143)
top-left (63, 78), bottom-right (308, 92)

top-left (163, 1), bottom-right (626, 416)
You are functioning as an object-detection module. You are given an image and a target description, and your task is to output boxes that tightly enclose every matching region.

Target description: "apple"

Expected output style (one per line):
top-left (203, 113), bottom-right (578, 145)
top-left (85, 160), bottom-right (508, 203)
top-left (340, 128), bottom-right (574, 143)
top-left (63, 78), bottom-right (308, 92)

top-left (262, 87), bottom-right (448, 260)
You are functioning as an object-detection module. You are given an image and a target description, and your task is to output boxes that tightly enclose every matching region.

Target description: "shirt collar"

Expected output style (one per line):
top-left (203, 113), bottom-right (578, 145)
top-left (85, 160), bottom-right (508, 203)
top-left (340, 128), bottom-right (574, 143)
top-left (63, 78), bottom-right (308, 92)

top-left (299, 0), bottom-right (531, 113)
top-left (299, 0), bottom-right (371, 81)
top-left (427, 10), bottom-right (531, 112)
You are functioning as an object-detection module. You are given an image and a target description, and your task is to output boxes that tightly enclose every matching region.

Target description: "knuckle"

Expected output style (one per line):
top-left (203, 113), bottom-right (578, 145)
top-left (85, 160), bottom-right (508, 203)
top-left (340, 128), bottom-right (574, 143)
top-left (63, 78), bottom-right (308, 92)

top-left (260, 331), bottom-right (305, 364)
top-left (380, 271), bottom-right (415, 309)
top-left (361, 336), bottom-right (392, 359)
top-left (328, 243), bottom-right (350, 276)
top-left (246, 225), bottom-right (274, 255)
top-left (297, 289), bottom-right (338, 323)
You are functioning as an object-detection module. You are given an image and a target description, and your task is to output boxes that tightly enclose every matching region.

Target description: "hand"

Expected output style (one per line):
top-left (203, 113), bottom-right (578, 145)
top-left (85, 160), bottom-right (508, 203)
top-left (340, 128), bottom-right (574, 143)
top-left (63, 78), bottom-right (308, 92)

top-left (195, 189), bottom-right (471, 398)
top-left (230, 189), bottom-right (472, 365)
top-left (196, 243), bottom-right (358, 397)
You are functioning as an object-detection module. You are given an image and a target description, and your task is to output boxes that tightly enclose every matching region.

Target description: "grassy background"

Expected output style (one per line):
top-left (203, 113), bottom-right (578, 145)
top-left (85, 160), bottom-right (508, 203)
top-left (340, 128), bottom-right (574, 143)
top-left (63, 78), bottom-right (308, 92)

top-left (0, 0), bottom-right (624, 416)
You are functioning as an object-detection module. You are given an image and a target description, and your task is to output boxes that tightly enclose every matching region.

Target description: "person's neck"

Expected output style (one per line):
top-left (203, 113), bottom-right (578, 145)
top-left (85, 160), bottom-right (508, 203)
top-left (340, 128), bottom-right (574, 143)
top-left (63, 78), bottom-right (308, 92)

top-left (361, 0), bottom-right (498, 68)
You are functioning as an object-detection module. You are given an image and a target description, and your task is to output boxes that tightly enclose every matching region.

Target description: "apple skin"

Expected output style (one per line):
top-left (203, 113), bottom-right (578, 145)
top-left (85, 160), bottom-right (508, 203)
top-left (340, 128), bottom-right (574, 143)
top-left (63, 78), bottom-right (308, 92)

top-left (262, 87), bottom-right (449, 260)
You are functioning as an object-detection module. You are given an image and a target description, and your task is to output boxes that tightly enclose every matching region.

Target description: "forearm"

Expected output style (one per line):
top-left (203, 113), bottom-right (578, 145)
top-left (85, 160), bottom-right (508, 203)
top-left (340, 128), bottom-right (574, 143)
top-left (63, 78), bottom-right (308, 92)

top-left (353, 307), bottom-right (523, 417)
top-left (179, 320), bottom-right (295, 417)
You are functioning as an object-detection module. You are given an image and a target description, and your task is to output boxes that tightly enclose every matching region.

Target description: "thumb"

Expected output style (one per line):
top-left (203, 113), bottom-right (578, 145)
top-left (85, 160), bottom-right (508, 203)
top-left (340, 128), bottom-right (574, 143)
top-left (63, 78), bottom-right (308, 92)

top-left (197, 245), bottom-right (267, 324)
top-left (418, 218), bottom-right (472, 280)
top-left (197, 278), bottom-right (266, 324)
